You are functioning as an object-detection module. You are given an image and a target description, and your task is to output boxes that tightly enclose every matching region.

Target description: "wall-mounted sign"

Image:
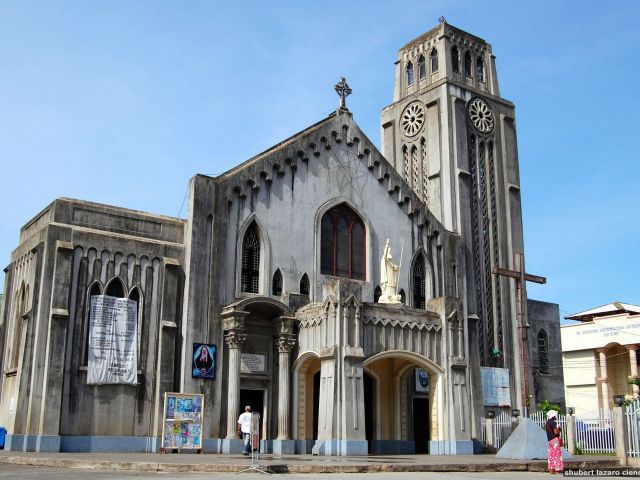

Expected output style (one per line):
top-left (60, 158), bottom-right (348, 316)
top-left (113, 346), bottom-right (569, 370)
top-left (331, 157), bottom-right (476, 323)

top-left (87, 295), bottom-right (137, 385)
top-left (480, 367), bottom-right (511, 407)
top-left (241, 353), bottom-right (266, 374)
top-left (192, 343), bottom-right (216, 379)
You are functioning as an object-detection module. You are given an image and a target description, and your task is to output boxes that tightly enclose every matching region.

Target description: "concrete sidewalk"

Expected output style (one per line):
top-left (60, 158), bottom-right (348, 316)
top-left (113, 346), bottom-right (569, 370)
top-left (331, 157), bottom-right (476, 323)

top-left (0, 451), bottom-right (621, 474)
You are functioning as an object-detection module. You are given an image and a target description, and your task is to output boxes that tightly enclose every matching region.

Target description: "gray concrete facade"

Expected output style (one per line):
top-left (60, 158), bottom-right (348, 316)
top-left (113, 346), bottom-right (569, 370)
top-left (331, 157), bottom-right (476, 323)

top-left (0, 21), bottom-right (563, 455)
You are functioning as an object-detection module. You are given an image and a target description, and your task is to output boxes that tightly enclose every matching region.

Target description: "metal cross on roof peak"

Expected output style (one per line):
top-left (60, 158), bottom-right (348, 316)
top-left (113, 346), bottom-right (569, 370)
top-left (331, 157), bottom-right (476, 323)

top-left (334, 77), bottom-right (352, 111)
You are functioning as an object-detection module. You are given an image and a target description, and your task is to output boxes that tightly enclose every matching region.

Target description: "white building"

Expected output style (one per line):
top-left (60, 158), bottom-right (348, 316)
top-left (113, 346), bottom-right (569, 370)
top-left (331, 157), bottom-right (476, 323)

top-left (562, 303), bottom-right (640, 413)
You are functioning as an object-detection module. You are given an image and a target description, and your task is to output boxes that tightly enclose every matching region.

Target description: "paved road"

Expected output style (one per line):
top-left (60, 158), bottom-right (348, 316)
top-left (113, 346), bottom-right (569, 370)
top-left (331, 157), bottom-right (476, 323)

top-left (0, 464), bottom-right (562, 479)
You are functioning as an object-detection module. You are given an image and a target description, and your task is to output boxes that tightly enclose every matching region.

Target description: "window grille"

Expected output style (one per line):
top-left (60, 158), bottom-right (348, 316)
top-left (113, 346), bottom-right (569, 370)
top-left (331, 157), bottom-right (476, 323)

top-left (412, 256), bottom-right (426, 309)
top-left (241, 223), bottom-right (260, 293)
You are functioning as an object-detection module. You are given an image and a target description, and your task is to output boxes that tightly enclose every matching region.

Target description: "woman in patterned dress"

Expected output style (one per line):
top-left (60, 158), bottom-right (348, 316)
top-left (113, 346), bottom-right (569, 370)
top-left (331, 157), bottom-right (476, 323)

top-left (545, 410), bottom-right (563, 474)
top-left (548, 426), bottom-right (564, 474)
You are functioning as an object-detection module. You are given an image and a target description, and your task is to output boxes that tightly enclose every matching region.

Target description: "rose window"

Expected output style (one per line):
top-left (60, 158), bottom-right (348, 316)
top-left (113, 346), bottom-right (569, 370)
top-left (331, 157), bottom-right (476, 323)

top-left (468, 98), bottom-right (494, 133)
top-left (400, 102), bottom-right (425, 137)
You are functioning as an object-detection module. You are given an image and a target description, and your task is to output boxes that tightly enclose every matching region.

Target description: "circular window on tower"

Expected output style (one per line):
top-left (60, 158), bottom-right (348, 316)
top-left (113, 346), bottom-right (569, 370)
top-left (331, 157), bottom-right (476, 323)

top-left (468, 97), bottom-right (495, 134)
top-left (400, 101), bottom-right (425, 137)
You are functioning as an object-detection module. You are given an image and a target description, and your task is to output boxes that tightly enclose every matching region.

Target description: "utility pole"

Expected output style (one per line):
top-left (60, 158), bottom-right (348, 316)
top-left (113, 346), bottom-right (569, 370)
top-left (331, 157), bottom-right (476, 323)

top-left (492, 253), bottom-right (546, 411)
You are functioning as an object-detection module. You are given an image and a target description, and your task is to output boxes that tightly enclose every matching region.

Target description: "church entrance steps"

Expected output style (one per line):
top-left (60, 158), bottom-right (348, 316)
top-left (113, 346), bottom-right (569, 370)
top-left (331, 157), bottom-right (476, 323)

top-left (0, 451), bottom-right (620, 474)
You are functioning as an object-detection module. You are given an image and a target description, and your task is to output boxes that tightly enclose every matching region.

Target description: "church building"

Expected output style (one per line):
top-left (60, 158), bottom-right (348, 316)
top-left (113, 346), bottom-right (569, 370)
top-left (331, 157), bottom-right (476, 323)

top-left (0, 21), bottom-right (564, 455)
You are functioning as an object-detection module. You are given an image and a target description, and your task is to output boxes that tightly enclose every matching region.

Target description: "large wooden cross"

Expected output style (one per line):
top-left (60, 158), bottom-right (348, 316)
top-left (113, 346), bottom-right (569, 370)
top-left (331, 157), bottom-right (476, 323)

top-left (492, 253), bottom-right (546, 411)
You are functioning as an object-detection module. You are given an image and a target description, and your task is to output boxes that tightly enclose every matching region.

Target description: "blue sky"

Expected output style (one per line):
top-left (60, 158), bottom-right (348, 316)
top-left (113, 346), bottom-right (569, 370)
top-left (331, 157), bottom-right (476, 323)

top-left (1, 1), bottom-right (638, 319)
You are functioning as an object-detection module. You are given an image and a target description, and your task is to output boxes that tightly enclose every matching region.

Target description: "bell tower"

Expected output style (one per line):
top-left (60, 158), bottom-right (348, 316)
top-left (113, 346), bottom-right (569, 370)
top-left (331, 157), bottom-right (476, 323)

top-left (380, 21), bottom-right (529, 409)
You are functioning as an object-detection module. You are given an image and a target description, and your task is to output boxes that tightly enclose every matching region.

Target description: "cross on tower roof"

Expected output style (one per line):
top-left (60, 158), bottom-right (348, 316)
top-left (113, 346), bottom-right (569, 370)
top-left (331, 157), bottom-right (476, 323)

top-left (334, 77), bottom-right (352, 112)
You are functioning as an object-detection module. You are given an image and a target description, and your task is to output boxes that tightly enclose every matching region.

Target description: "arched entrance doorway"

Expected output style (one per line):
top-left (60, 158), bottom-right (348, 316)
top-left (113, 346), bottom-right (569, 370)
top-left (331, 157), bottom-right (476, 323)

top-left (221, 296), bottom-right (296, 454)
top-left (363, 350), bottom-right (443, 454)
top-left (292, 352), bottom-right (321, 453)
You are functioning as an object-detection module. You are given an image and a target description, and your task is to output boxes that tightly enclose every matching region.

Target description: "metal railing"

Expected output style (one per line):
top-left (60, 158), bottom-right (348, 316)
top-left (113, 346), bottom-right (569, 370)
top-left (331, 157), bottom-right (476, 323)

top-left (479, 408), bottom-right (615, 454)
top-left (572, 409), bottom-right (615, 454)
top-left (624, 399), bottom-right (640, 457)
top-left (492, 411), bottom-right (515, 450)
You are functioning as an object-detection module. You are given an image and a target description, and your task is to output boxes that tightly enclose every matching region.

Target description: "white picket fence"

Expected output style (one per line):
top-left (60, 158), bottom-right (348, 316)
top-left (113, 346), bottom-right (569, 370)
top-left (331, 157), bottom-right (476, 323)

top-left (478, 411), bottom-right (513, 450)
top-left (624, 399), bottom-right (640, 457)
top-left (572, 408), bottom-right (615, 454)
top-left (481, 408), bottom-right (615, 454)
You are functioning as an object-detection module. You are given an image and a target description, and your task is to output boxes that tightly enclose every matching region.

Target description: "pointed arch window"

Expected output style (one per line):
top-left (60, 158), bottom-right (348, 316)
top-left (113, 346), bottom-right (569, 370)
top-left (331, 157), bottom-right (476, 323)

top-left (464, 51), bottom-right (472, 77)
top-left (418, 55), bottom-right (426, 80)
top-left (9, 284), bottom-right (28, 369)
top-left (128, 286), bottom-right (143, 359)
top-left (105, 277), bottom-right (125, 298)
top-left (538, 329), bottom-right (550, 374)
top-left (420, 137), bottom-right (428, 202)
top-left (272, 269), bottom-right (283, 296)
top-left (451, 46), bottom-right (460, 72)
top-left (320, 204), bottom-right (366, 280)
top-left (476, 56), bottom-right (485, 82)
top-left (430, 48), bottom-right (438, 73)
top-left (83, 281), bottom-right (103, 365)
top-left (403, 145), bottom-right (410, 181)
top-left (300, 273), bottom-right (310, 296)
top-left (406, 61), bottom-right (414, 86)
top-left (241, 222), bottom-right (260, 293)
top-left (412, 254), bottom-right (427, 309)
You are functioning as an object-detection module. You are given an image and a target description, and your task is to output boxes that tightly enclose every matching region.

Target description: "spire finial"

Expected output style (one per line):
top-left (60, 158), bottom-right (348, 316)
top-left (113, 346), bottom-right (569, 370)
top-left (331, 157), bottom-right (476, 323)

top-left (438, 16), bottom-right (446, 24)
top-left (334, 77), bottom-right (352, 111)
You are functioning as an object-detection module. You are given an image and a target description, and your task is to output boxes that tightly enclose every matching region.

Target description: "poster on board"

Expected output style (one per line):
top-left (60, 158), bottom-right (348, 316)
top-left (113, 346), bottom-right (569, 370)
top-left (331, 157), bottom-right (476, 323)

top-left (161, 392), bottom-right (204, 452)
top-left (192, 343), bottom-right (216, 379)
top-left (87, 295), bottom-right (138, 385)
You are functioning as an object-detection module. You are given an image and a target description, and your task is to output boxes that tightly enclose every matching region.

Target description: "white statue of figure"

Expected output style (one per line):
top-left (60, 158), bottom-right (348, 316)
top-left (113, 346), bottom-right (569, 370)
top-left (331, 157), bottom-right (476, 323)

top-left (379, 239), bottom-right (402, 304)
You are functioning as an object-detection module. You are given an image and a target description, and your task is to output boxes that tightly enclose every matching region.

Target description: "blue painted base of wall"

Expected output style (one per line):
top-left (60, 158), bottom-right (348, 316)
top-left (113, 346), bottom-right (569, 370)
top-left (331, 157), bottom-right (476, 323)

top-left (272, 439), bottom-right (295, 455)
top-left (203, 438), bottom-right (222, 453)
top-left (311, 439), bottom-right (368, 456)
top-left (221, 438), bottom-right (244, 454)
top-left (472, 438), bottom-right (485, 454)
top-left (429, 440), bottom-right (474, 455)
top-left (61, 436), bottom-right (161, 453)
top-left (295, 439), bottom-right (314, 454)
top-left (370, 440), bottom-right (415, 454)
top-left (5, 434), bottom-right (26, 451)
top-left (5, 434), bottom-right (161, 453)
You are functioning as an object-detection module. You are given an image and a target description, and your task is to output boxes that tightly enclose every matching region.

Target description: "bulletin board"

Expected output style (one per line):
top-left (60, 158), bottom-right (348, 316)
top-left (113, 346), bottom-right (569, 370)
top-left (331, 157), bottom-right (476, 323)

top-left (160, 392), bottom-right (205, 453)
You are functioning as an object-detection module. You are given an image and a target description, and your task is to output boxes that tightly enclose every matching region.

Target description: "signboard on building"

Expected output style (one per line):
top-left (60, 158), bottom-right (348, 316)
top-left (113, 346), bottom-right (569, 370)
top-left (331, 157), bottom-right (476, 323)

top-left (161, 392), bottom-right (204, 452)
top-left (480, 367), bottom-right (511, 406)
top-left (241, 353), bottom-right (266, 374)
top-left (562, 317), bottom-right (640, 352)
top-left (87, 295), bottom-right (137, 385)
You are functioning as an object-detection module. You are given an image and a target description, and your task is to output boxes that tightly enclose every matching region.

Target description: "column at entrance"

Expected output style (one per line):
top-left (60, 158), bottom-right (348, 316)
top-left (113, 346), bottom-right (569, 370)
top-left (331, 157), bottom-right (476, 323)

top-left (273, 316), bottom-right (296, 454)
top-left (596, 348), bottom-right (610, 410)
top-left (221, 310), bottom-right (248, 454)
top-left (626, 344), bottom-right (639, 397)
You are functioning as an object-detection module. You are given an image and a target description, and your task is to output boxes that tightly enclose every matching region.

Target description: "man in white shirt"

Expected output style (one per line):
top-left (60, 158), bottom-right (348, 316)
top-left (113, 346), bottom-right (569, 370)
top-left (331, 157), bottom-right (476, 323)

top-left (237, 405), bottom-right (252, 455)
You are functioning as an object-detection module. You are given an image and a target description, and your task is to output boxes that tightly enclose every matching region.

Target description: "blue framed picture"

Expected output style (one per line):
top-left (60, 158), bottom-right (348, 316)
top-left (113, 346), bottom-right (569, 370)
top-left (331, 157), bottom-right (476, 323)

top-left (415, 368), bottom-right (429, 393)
top-left (192, 343), bottom-right (216, 379)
